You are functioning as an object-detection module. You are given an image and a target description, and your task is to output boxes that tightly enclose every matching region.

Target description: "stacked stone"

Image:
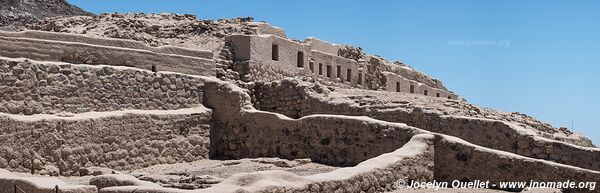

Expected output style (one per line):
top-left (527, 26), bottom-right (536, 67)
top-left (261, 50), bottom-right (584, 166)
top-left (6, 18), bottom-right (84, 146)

top-left (0, 113), bottom-right (211, 176)
top-left (253, 78), bottom-right (305, 118)
top-left (215, 42), bottom-right (241, 81)
top-left (0, 59), bottom-right (204, 114)
top-left (436, 137), bottom-right (600, 191)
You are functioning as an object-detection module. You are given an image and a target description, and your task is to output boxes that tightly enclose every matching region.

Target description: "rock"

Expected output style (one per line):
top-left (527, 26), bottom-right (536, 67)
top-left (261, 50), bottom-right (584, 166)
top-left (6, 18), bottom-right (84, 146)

top-left (42, 165), bottom-right (60, 176)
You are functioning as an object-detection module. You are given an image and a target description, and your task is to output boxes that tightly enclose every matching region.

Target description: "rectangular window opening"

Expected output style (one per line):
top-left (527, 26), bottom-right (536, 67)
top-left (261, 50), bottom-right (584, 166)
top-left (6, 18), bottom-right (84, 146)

top-left (297, 51), bottom-right (304, 67)
top-left (358, 72), bottom-right (363, 85)
top-left (319, 63), bottom-right (323, 75)
top-left (346, 69), bottom-right (352, 82)
top-left (309, 61), bottom-right (314, 73)
top-left (410, 85), bottom-right (415, 93)
top-left (336, 66), bottom-right (341, 78)
top-left (326, 65), bottom-right (332, 78)
top-left (272, 44), bottom-right (279, 61)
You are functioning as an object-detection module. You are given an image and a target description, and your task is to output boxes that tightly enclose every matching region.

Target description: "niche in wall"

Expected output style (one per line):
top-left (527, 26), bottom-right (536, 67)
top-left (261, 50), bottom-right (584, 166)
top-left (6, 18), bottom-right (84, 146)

top-left (297, 51), bottom-right (304, 67)
top-left (319, 63), bottom-right (323, 75)
top-left (272, 44), bottom-right (279, 61)
top-left (346, 69), bottom-right (352, 82)
top-left (358, 71), bottom-right (362, 85)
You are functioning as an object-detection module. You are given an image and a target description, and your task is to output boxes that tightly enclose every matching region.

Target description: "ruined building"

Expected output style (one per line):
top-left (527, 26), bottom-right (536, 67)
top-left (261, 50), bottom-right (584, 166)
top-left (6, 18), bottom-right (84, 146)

top-left (0, 4), bottom-right (598, 193)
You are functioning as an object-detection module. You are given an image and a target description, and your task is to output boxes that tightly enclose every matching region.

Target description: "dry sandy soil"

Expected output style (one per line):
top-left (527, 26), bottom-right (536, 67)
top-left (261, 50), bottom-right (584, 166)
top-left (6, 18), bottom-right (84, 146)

top-left (12, 158), bottom-right (337, 190)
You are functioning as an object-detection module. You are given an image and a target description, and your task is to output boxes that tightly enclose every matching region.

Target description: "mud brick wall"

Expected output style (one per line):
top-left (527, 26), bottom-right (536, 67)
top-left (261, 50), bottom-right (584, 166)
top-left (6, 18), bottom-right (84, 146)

top-left (0, 31), bottom-right (214, 59)
top-left (0, 33), bottom-right (216, 77)
top-left (213, 110), bottom-right (426, 166)
top-left (303, 95), bottom-right (600, 172)
top-left (0, 111), bottom-right (211, 176)
top-left (204, 79), bottom-right (426, 166)
top-left (434, 136), bottom-right (600, 193)
top-left (0, 58), bottom-right (205, 114)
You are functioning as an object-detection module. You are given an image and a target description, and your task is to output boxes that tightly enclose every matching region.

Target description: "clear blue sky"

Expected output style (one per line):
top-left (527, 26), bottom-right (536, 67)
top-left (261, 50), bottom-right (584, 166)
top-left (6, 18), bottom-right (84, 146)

top-left (68, 0), bottom-right (600, 145)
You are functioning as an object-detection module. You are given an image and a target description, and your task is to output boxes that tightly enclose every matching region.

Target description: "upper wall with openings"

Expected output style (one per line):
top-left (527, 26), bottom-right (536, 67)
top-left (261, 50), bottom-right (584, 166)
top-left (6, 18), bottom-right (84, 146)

top-left (227, 34), bottom-right (460, 99)
top-left (384, 72), bottom-right (458, 100)
top-left (227, 34), bottom-right (364, 87)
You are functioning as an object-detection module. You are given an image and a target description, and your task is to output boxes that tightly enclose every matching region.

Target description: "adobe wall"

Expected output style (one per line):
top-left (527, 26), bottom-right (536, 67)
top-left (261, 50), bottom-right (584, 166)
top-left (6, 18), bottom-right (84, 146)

top-left (226, 35), bottom-right (364, 87)
top-left (311, 50), bottom-right (361, 86)
top-left (0, 58), bottom-right (205, 114)
top-left (248, 22), bottom-right (287, 38)
top-left (305, 37), bottom-right (340, 55)
top-left (0, 34), bottom-right (216, 77)
top-left (434, 135), bottom-right (600, 193)
top-left (0, 31), bottom-right (214, 59)
top-left (252, 78), bottom-right (309, 118)
top-left (0, 107), bottom-right (211, 176)
top-left (204, 78), bottom-right (427, 166)
top-left (97, 134), bottom-right (434, 193)
top-left (231, 111), bottom-right (426, 166)
top-left (304, 97), bottom-right (600, 171)
top-left (384, 72), bottom-right (458, 99)
top-left (229, 34), bottom-right (312, 81)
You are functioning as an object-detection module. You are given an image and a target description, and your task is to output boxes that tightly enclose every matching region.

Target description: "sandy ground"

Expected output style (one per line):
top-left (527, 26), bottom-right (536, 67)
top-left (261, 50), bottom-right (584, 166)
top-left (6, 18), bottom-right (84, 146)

top-left (12, 157), bottom-right (337, 190)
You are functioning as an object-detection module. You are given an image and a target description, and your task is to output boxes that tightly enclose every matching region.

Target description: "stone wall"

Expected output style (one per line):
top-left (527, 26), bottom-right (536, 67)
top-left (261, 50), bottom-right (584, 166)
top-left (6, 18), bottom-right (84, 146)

top-left (310, 50), bottom-right (362, 86)
top-left (229, 111), bottom-right (426, 166)
top-left (227, 34), bottom-right (364, 87)
top-left (249, 22), bottom-right (287, 38)
top-left (384, 72), bottom-right (458, 99)
top-left (252, 78), bottom-right (310, 118)
top-left (305, 37), bottom-right (340, 55)
top-left (0, 107), bottom-right (211, 176)
top-left (88, 134), bottom-right (436, 193)
top-left (0, 58), bottom-right (205, 114)
top-left (0, 31), bottom-right (214, 59)
top-left (434, 135), bottom-right (600, 193)
top-left (204, 78), bottom-right (426, 166)
top-left (227, 34), bottom-right (311, 81)
top-left (305, 96), bottom-right (600, 171)
top-left (0, 33), bottom-right (215, 77)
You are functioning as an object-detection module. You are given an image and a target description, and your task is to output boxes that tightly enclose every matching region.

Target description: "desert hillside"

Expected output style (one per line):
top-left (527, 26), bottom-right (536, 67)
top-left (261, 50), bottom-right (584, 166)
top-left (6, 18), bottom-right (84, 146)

top-left (0, 0), bottom-right (90, 30)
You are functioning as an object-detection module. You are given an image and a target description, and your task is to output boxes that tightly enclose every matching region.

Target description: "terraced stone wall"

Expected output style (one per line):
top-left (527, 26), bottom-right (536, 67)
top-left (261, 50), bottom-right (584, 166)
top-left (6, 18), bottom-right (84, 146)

top-left (0, 58), bottom-right (205, 114)
top-left (252, 79), bottom-right (310, 118)
top-left (434, 135), bottom-right (600, 193)
top-left (305, 96), bottom-right (600, 172)
top-left (0, 33), bottom-right (215, 77)
top-left (0, 109), bottom-right (211, 176)
top-left (205, 79), bottom-right (426, 166)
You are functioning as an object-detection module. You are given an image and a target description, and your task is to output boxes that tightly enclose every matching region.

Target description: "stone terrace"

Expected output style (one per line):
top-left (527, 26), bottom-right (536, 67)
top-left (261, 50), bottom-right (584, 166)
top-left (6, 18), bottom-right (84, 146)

top-left (0, 14), bottom-right (598, 193)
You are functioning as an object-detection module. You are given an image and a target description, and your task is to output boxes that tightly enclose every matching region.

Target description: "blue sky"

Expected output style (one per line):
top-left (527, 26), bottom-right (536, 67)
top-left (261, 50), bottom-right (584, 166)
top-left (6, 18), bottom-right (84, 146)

top-left (68, 0), bottom-right (600, 145)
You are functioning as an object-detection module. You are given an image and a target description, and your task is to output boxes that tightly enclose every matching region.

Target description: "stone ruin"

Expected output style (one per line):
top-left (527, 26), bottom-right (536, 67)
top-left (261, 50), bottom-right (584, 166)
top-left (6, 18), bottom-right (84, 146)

top-left (0, 7), bottom-right (598, 193)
